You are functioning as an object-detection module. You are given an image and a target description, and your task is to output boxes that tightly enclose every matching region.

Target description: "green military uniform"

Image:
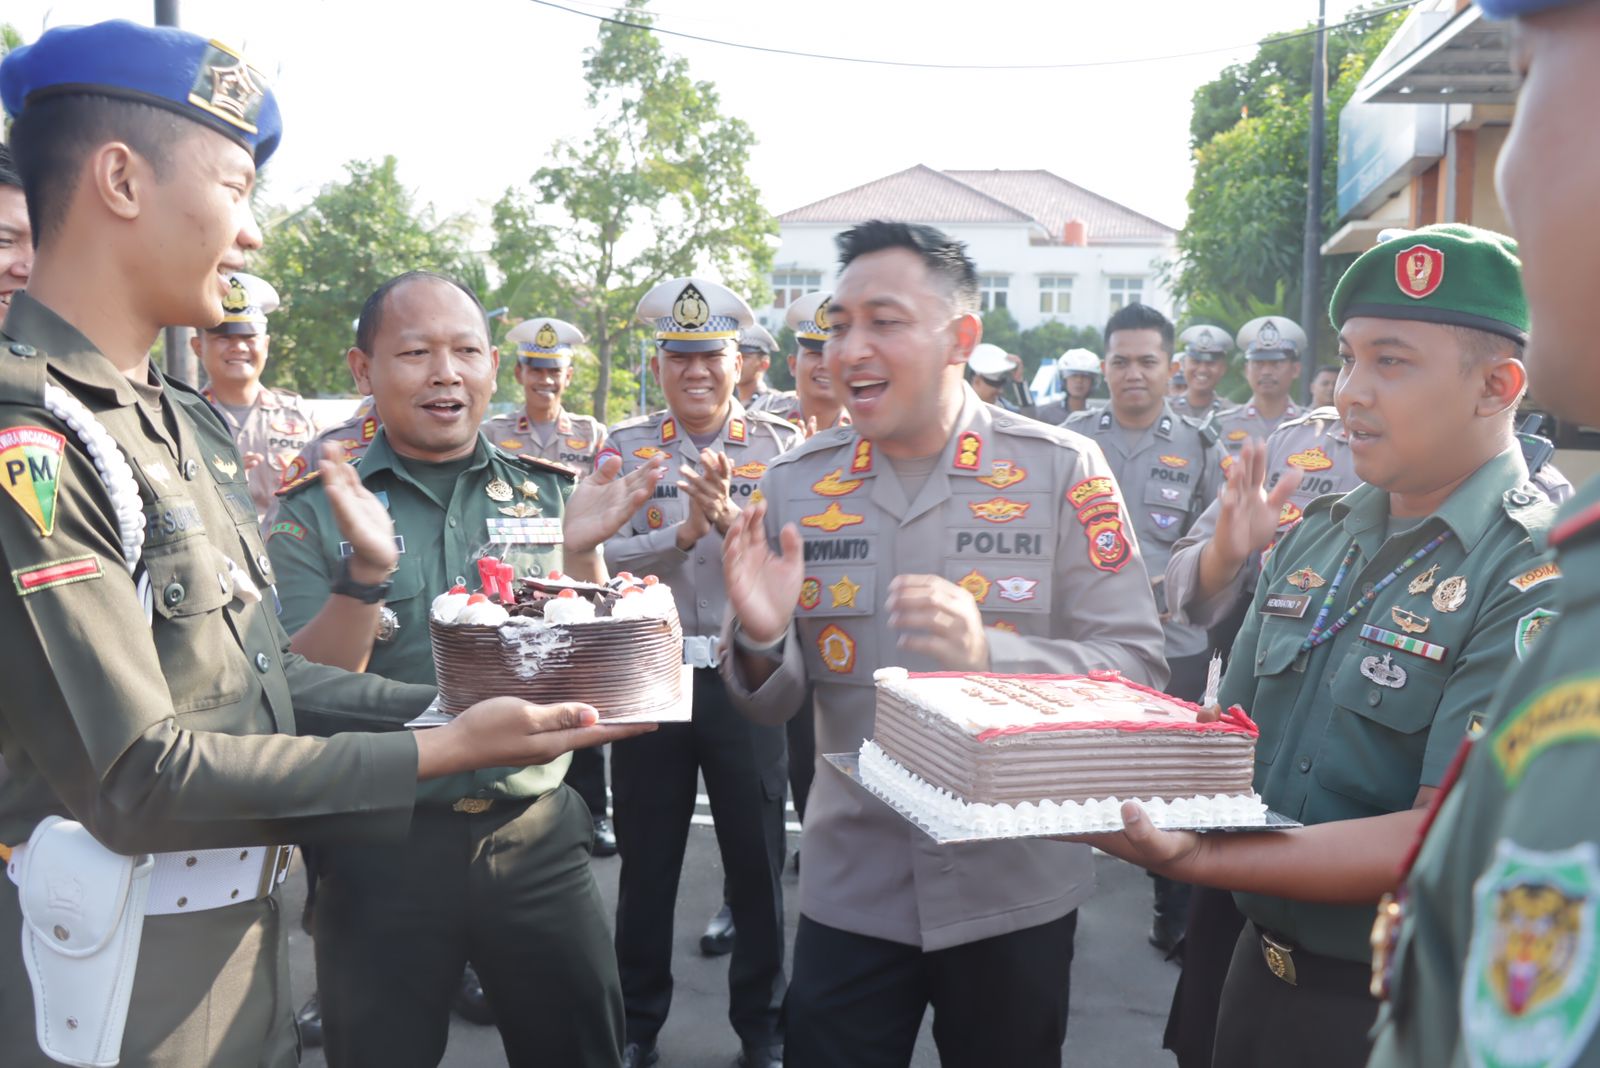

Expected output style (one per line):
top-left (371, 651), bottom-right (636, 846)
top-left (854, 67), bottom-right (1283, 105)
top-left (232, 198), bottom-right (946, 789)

top-left (1366, 485), bottom-right (1589, 1067)
top-left (0, 293), bottom-right (432, 1066)
top-left (267, 426), bottom-right (624, 1066)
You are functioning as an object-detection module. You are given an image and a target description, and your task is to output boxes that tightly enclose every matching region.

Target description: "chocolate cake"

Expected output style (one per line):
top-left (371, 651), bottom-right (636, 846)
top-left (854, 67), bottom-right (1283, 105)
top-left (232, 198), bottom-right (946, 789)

top-left (857, 669), bottom-right (1266, 836)
top-left (429, 571), bottom-right (685, 720)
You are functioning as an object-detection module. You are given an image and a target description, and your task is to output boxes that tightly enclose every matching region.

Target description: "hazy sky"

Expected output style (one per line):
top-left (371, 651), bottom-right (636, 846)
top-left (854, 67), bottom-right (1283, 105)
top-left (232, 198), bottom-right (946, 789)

top-left (6, 0), bottom-right (1377, 235)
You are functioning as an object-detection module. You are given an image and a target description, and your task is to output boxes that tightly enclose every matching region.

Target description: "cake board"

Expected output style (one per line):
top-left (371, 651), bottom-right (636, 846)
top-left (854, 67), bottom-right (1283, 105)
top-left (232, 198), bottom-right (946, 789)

top-left (407, 662), bottom-right (696, 729)
top-left (826, 751), bottom-right (1301, 844)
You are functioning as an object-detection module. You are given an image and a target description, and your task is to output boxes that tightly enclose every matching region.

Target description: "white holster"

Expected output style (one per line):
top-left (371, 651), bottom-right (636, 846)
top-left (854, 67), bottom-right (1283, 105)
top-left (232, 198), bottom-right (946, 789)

top-left (7, 817), bottom-right (152, 1068)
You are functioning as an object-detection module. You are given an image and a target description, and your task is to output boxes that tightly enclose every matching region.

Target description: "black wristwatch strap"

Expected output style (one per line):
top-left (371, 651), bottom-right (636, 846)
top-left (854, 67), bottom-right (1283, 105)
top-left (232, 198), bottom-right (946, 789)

top-left (331, 556), bottom-right (393, 604)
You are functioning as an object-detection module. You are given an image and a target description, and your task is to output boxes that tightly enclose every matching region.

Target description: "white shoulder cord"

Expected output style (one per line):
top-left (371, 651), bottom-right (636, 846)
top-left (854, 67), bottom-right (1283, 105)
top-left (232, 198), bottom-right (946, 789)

top-left (42, 383), bottom-right (152, 623)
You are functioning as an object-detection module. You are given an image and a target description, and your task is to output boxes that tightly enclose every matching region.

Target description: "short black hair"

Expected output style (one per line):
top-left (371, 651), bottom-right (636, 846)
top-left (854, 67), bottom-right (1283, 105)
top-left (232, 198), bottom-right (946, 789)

top-left (834, 220), bottom-right (980, 314)
top-left (1104, 302), bottom-right (1174, 354)
top-left (355, 270), bottom-right (489, 354)
top-left (1452, 324), bottom-right (1525, 371)
top-left (8, 95), bottom-right (188, 245)
top-left (0, 144), bottom-right (20, 190)
top-left (1312, 365), bottom-right (1339, 380)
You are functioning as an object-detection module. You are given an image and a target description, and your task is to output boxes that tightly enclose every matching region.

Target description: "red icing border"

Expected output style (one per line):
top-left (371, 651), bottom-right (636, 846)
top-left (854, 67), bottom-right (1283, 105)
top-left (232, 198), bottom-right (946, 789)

top-left (896, 669), bottom-right (1259, 741)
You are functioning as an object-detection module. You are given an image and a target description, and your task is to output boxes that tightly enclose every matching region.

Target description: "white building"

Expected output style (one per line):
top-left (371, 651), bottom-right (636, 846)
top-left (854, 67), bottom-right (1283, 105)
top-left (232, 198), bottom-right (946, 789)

top-left (760, 164), bottom-right (1179, 334)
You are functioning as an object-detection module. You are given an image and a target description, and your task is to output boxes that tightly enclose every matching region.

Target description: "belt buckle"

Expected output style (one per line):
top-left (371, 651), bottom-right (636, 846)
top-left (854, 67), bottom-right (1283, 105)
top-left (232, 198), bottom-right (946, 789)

top-left (1370, 891), bottom-right (1403, 999)
top-left (452, 798), bottom-right (493, 815)
top-left (256, 845), bottom-right (294, 900)
top-left (1261, 930), bottom-right (1298, 986)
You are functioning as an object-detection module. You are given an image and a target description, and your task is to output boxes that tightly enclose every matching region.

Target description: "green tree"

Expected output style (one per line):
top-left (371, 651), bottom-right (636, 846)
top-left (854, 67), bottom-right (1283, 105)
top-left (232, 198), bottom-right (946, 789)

top-left (255, 156), bottom-right (471, 394)
top-left (1172, 8), bottom-right (1404, 344)
top-left (507, 0), bottom-right (776, 420)
top-left (980, 306), bottom-right (1022, 355)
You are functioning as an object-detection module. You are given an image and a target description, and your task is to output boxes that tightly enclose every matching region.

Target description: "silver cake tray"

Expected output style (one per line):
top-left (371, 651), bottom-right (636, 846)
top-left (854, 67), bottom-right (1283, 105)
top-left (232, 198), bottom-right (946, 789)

top-left (825, 752), bottom-right (1301, 844)
top-left (407, 664), bottom-right (695, 729)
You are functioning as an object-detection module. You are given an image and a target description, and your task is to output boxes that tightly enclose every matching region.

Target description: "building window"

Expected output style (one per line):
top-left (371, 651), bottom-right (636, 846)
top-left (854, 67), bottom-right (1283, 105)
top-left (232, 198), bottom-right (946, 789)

top-left (770, 270), bottom-right (822, 309)
top-left (1038, 275), bottom-right (1074, 316)
top-left (979, 274), bottom-right (1009, 312)
top-left (1107, 276), bottom-right (1145, 311)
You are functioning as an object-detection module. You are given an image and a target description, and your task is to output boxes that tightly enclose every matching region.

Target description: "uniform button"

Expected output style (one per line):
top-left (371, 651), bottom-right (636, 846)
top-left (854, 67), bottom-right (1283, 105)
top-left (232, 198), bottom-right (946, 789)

top-left (1298, 757), bottom-right (1311, 773)
top-left (1368, 690), bottom-right (1382, 707)
top-left (1256, 651), bottom-right (1267, 666)
top-left (1509, 491), bottom-right (1533, 506)
top-left (162, 581), bottom-right (185, 607)
top-left (257, 554), bottom-right (272, 574)
top-left (255, 652), bottom-right (271, 673)
top-left (182, 459), bottom-right (199, 480)
top-left (698, 598), bottom-right (709, 609)
top-left (696, 555), bottom-right (706, 565)
top-left (9, 342), bottom-right (35, 358)
top-left (448, 517), bottom-right (458, 528)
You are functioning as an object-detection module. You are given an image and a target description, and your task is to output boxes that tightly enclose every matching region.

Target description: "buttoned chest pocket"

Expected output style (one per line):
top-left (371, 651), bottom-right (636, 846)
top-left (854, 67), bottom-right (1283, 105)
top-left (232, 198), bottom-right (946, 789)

top-left (945, 558), bottom-right (1052, 628)
top-left (365, 560), bottom-right (425, 661)
top-left (1140, 483), bottom-right (1193, 545)
top-left (796, 612), bottom-right (880, 685)
top-left (144, 535), bottom-right (249, 715)
top-left (1316, 646), bottom-right (1446, 815)
top-left (1248, 620), bottom-right (1310, 768)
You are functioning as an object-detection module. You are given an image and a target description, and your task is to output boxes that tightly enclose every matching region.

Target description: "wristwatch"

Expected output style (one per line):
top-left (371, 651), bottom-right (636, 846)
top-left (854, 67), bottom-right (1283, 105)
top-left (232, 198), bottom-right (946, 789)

top-left (331, 556), bottom-right (393, 604)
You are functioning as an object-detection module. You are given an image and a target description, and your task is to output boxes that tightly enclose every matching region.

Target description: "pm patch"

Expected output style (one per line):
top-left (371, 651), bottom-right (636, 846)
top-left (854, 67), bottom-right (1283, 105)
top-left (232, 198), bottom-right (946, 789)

top-left (13, 555), bottom-right (102, 595)
top-left (1462, 841), bottom-right (1600, 1068)
top-left (0, 426), bottom-right (66, 536)
top-left (1492, 678), bottom-right (1600, 786)
top-left (1516, 609), bottom-right (1558, 661)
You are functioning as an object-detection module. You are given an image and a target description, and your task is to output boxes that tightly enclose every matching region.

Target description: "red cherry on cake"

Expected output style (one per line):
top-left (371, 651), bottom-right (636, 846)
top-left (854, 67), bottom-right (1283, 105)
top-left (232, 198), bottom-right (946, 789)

top-left (556, 589), bottom-right (578, 599)
top-left (617, 571), bottom-right (635, 581)
top-left (466, 593), bottom-right (488, 604)
top-left (620, 586), bottom-right (642, 596)
top-left (643, 575), bottom-right (660, 586)
top-left (449, 584), bottom-right (467, 594)
top-left (549, 570), bottom-right (564, 580)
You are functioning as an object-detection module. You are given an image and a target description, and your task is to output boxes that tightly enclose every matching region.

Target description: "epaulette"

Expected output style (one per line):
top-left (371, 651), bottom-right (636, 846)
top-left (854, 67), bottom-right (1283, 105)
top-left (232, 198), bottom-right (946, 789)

top-left (993, 411), bottom-right (1086, 448)
top-left (606, 411), bottom-right (662, 435)
top-left (509, 453), bottom-right (577, 481)
top-left (766, 425), bottom-right (854, 471)
top-left (163, 373), bottom-right (230, 436)
top-left (1277, 405), bottom-right (1341, 432)
top-left (747, 407), bottom-right (803, 441)
top-left (275, 468), bottom-right (325, 497)
top-left (0, 339), bottom-right (48, 408)
top-left (1501, 483), bottom-right (1558, 539)
top-left (1181, 410), bottom-right (1221, 447)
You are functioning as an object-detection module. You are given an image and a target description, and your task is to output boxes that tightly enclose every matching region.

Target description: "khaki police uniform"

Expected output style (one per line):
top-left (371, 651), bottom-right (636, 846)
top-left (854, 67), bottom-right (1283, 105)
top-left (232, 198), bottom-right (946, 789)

top-left (1366, 477), bottom-right (1596, 1067)
top-left (601, 400), bottom-right (800, 1053)
top-left (745, 383), bottom-right (796, 417)
top-left (1064, 402), bottom-right (1224, 679)
top-left (481, 407), bottom-right (606, 472)
top-left (268, 429), bottom-right (623, 1066)
top-left (258, 398), bottom-right (378, 529)
top-left (0, 293), bottom-right (432, 1067)
top-left (722, 386), bottom-right (1168, 1065)
top-left (1209, 447), bottom-right (1558, 1066)
top-left (204, 384), bottom-right (319, 520)
top-left (1216, 400), bottom-right (1305, 452)
top-left (1170, 394), bottom-right (1234, 421)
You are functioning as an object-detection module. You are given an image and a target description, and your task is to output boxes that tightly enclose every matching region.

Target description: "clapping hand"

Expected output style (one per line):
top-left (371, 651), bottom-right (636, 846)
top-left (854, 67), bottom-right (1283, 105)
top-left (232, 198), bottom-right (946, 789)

top-left (887, 574), bottom-right (991, 671)
top-left (722, 499), bottom-right (803, 646)
top-left (679, 448), bottom-right (738, 535)
top-left (565, 452), bottom-right (667, 554)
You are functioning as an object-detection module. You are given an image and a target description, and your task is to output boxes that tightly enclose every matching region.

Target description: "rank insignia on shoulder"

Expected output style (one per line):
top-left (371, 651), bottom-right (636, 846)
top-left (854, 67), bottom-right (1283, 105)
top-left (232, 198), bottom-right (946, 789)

top-left (817, 624), bottom-right (857, 673)
top-left (729, 418), bottom-right (746, 443)
top-left (13, 555), bottom-right (101, 595)
top-left (1462, 841), bottom-right (1600, 1067)
top-left (953, 432), bottom-right (982, 472)
top-left (978, 461), bottom-right (1026, 490)
top-left (801, 503), bottom-right (865, 533)
top-left (362, 417), bottom-right (378, 442)
top-left (661, 418), bottom-right (678, 444)
top-left (850, 439), bottom-right (873, 474)
top-left (0, 426), bottom-right (66, 536)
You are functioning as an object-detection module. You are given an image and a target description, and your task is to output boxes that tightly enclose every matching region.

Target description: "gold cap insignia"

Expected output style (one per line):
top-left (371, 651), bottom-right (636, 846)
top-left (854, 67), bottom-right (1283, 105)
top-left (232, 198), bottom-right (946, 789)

top-left (813, 299), bottom-right (832, 332)
top-left (672, 284), bottom-right (711, 330)
top-left (222, 277), bottom-right (250, 313)
top-left (534, 322), bottom-right (559, 349)
top-left (186, 42), bottom-right (266, 134)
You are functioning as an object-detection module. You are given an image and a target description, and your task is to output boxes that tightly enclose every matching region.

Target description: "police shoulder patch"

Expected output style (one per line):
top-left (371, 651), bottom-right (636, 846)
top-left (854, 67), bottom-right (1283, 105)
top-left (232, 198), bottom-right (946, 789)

top-left (1463, 840), bottom-right (1600, 1068)
top-left (0, 425), bottom-right (67, 535)
top-left (509, 453), bottom-right (577, 481)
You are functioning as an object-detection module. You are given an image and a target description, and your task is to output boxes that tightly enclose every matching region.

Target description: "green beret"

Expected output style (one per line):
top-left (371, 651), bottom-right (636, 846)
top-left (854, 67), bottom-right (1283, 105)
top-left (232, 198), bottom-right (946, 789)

top-left (1329, 223), bottom-right (1527, 343)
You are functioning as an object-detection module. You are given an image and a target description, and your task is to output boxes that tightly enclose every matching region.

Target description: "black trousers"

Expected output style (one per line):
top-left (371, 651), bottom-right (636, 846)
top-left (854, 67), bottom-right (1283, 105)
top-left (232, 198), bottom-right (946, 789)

top-left (611, 668), bottom-right (787, 1049)
top-left (785, 911), bottom-right (1078, 1068)
top-left (1211, 924), bottom-right (1378, 1068)
top-left (568, 743), bottom-right (609, 818)
top-left (314, 786), bottom-right (623, 1068)
top-left (1163, 886), bottom-right (1247, 1067)
top-left (786, 693), bottom-right (816, 825)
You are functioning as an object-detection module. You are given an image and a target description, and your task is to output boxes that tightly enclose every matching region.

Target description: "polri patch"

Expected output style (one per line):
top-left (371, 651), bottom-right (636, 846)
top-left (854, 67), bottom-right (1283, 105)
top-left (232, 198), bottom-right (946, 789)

top-left (1463, 840), bottom-right (1600, 1068)
top-left (13, 555), bottom-right (102, 595)
top-left (0, 426), bottom-right (66, 536)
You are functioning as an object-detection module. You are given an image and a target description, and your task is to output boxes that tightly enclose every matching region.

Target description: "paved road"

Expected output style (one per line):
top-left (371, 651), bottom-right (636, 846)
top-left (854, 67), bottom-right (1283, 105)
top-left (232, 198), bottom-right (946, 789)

top-left (290, 788), bottom-right (1178, 1067)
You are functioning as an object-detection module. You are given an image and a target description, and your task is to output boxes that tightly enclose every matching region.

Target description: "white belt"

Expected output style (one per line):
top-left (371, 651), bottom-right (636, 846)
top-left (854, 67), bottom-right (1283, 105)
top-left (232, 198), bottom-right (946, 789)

top-left (682, 635), bottom-right (722, 670)
top-left (143, 845), bottom-right (293, 916)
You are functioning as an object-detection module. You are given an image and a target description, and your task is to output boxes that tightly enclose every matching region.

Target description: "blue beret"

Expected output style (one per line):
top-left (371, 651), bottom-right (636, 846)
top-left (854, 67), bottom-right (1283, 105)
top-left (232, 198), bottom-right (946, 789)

top-left (0, 20), bottom-right (281, 166)
top-left (1476, 0), bottom-right (1577, 17)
